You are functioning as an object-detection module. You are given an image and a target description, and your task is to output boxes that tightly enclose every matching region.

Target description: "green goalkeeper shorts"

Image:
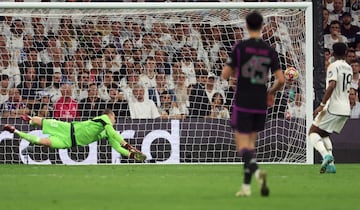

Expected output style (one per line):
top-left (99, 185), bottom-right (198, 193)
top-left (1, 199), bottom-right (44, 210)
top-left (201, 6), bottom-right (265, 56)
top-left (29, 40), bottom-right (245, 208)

top-left (42, 119), bottom-right (72, 149)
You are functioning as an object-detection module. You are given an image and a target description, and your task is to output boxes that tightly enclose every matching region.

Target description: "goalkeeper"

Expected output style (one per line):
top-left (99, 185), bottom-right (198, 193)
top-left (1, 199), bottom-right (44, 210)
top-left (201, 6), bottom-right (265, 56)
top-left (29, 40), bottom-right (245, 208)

top-left (3, 109), bottom-right (146, 161)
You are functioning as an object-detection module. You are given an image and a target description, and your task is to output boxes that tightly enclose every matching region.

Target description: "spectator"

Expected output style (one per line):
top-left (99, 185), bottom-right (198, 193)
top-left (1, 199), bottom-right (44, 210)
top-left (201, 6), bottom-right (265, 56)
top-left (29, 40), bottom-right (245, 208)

top-left (212, 47), bottom-right (229, 77)
top-left (54, 83), bottom-right (79, 120)
top-left (79, 83), bottom-right (107, 119)
top-left (129, 84), bottom-right (160, 119)
top-left (40, 33), bottom-right (61, 65)
top-left (159, 91), bottom-right (183, 119)
top-left (121, 39), bottom-right (135, 64)
top-left (33, 93), bottom-right (53, 118)
top-left (132, 47), bottom-right (143, 63)
top-left (74, 71), bottom-right (90, 102)
top-left (205, 72), bottom-right (225, 102)
top-left (98, 71), bottom-right (117, 102)
top-left (88, 53), bottom-right (103, 86)
top-left (73, 46), bottom-right (88, 75)
top-left (224, 76), bottom-right (237, 109)
top-left (62, 59), bottom-right (77, 86)
top-left (350, 59), bottom-right (360, 91)
top-left (131, 22), bottom-right (144, 49)
top-left (324, 48), bottom-right (332, 70)
top-left (206, 25), bottom-right (226, 65)
top-left (0, 48), bottom-right (21, 88)
top-left (87, 31), bottom-right (104, 57)
top-left (32, 21), bottom-right (47, 53)
top-left (328, 0), bottom-right (345, 23)
top-left (179, 46), bottom-right (197, 86)
top-left (148, 73), bottom-right (175, 108)
top-left (340, 12), bottom-right (360, 49)
top-left (173, 71), bottom-right (190, 116)
top-left (8, 18), bottom-right (25, 64)
top-left (141, 33), bottom-right (157, 60)
top-left (323, 7), bottom-right (331, 34)
top-left (0, 16), bottom-right (12, 38)
top-left (120, 68), bottom-right (141, 102)
top-left (140, 56), bottom-right (157, 88)
top-left (58, 16), bottom-right (78, 57)
top-left (285, 93), bottom-right (306, 119)
top-left (207, 92), bottom-right (230, 120)
top-left (154, 49), bottom-right (171, 75)
top-left (42, 46), bottom-right (64, 87)
top-left (345, 48), bottom-right (356, 64)
top-left (349, 87), bottom-right (360, 119)
top-left (188, 68), bottom-right (211, 117)
top-left (1, 87), bottom-right (30, 118)
top-left (0, 74), bottom-right (10, 105)
top-left (103, 44), bottom-right (122, 73)
top-left (20, 33), bottom-right (35, 64)
top-left (104, 20), bottom-right (124, 54)
top-left (324, 20), bottom-right (348, 51)
top-left (43, 72), bottom-right (62, 103)
top-left (18, 47), bottom-right (46, 86)
top-left (17, 66), bottom-right (39, 106)
top-left (106, 82), bottom-right (130, 118)
top-left (151, 22), bottom-right (172, 49)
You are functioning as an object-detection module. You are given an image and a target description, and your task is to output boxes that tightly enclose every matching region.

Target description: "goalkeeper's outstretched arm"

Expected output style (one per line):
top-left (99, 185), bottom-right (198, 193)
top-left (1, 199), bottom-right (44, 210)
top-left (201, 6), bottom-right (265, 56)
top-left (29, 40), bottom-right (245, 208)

top-left (104, 124), bottom-right (146, 161)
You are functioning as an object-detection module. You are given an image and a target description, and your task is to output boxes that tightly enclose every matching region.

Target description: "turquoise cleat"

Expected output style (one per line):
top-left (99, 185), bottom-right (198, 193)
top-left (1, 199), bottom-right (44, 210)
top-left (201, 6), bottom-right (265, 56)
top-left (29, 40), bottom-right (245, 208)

top-left (320, 155), bottom-right (334, 174)
top-left (326, 164), bottom-right (336, 173)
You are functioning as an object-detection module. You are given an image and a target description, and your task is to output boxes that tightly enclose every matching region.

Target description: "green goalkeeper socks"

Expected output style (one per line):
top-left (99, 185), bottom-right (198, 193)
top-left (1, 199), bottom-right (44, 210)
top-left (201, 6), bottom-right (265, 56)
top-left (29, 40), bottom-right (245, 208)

top-left (15, 131), bottom-right (40, 144)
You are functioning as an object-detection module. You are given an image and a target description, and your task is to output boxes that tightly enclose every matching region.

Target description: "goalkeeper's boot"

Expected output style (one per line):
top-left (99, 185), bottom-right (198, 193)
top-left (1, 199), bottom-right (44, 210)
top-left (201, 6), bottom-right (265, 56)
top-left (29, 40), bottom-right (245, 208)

top-left (20, 114), bottom-right (32, 122)
top-left (3, 124), bottom-right (16, 133)
top-left (326, 164), bottom-right (336, 173)
top-left (256, 170), bottom-right (270, 197)
top-left (235, 184), bottom-right (251, 197)
top-left (320, 155), bottom-right (334, 174)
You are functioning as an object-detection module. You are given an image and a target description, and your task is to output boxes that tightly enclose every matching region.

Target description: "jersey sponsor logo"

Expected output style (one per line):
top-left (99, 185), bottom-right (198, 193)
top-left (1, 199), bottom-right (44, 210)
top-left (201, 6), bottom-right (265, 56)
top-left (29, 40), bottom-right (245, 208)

top-left (327, 70), bottom-right (333, 78)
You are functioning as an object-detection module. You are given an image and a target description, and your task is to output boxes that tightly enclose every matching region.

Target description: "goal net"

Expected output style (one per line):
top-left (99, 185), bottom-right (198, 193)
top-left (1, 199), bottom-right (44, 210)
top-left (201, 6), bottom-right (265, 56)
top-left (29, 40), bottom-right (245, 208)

top-left (0, 2), bottom-right (313, 165)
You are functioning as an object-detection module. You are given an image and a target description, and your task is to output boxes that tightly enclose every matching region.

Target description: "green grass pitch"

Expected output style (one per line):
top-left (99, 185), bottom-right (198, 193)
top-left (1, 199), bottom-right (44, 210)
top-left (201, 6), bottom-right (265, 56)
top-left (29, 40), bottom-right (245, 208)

top-left (0, 164), bottom-right (359, 210)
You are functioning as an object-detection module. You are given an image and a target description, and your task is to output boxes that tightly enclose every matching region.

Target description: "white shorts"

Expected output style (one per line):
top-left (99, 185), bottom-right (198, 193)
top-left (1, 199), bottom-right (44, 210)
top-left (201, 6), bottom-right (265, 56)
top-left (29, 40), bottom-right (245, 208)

top-left (313, 109), bottom-right (349, 133)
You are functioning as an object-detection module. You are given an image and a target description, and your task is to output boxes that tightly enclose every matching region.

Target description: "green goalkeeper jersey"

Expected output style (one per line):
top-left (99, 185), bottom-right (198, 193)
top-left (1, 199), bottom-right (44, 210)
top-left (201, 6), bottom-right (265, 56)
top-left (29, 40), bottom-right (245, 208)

top-left (72, 114), bottom-right (125, 154)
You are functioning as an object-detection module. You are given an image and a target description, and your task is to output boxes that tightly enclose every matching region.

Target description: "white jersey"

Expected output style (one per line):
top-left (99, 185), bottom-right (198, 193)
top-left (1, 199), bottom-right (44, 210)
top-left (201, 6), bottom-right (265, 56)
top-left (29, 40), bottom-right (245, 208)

top-left (326, 59), bottom-right (353, 116)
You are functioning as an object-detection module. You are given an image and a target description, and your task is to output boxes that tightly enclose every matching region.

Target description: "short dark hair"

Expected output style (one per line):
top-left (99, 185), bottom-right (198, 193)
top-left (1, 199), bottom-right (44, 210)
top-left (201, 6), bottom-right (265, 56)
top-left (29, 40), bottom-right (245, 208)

top-left (246, 11), bottom-right (263, 31)
top-left (0, 74), bottom-right (9, 80)
top-left (333, 42), bottom-right (347, 57)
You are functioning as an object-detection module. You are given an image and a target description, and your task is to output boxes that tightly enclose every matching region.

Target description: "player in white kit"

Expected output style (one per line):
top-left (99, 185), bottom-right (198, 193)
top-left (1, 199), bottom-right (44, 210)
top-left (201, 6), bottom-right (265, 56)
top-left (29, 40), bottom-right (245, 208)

top-left (309, 42), bottom-right (353, 174)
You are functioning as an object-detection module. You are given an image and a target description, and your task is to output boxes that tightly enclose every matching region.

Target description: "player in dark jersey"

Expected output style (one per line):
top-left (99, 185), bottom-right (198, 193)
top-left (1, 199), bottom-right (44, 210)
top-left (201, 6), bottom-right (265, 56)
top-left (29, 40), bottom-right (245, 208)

top-left (221, 11), bottom-right (285, 197)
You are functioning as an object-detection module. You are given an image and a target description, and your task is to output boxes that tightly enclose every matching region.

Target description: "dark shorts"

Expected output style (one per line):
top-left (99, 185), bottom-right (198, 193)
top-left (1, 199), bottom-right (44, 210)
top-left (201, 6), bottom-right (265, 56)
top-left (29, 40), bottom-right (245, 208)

top-left (230, 107), bottom-right (267, 133)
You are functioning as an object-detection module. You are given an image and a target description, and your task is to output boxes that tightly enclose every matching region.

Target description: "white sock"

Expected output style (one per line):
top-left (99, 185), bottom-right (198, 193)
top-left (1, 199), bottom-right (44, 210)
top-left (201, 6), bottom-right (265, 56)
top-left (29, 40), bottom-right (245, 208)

top-left (322, 137), bottom-right (334, 165)
top-left (241, 184), bottom-right (250, 190)
top-left (309, 133), bottom-right (328, 158)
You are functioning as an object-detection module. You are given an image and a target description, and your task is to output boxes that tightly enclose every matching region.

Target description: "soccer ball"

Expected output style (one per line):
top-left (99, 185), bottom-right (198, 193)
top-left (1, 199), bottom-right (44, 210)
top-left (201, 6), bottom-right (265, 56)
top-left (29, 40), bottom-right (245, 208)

top-left (284, 67), bottom-right (299, 82)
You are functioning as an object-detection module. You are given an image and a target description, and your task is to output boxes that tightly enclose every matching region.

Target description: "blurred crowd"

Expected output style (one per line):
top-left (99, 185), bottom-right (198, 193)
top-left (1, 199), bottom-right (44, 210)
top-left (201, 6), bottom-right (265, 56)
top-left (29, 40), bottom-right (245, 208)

top-left (1, 0), bottom-right (358, 121)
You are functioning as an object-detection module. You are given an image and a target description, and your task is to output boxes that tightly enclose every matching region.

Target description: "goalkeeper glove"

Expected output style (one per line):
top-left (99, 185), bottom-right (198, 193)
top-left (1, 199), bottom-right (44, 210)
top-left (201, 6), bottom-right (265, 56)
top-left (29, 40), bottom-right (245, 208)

top-left (130, 151), bottom-right (147, 162)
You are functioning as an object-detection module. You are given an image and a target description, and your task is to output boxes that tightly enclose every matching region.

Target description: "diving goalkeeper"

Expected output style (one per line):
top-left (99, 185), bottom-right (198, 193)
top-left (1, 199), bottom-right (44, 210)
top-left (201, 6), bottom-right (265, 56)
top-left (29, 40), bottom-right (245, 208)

top-left (3, 109), bottom-right (146, 161)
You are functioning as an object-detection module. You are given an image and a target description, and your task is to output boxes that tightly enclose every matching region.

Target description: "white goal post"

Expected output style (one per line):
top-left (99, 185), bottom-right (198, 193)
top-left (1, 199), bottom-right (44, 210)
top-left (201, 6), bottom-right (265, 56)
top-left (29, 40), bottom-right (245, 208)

top-left (0, 2), bottom-right (313, 165)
